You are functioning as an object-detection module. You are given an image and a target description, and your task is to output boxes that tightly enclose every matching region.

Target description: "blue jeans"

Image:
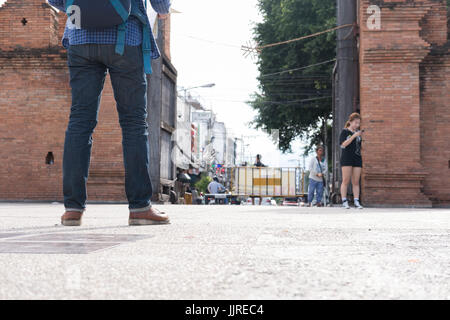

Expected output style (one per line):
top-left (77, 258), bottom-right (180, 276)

top-left (63, 44), bottom-right (152, 213)
top-left (308, 179), bottom-right (324, 204)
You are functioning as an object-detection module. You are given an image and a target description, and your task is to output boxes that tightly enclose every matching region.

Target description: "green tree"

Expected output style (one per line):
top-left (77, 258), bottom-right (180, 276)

top-left (194, 174), bottom-right (212, 194)
top-left (249, 0), bottom-right (336, 154)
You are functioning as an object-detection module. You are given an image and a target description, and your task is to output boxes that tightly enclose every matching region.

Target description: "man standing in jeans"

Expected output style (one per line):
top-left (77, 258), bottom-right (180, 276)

top-left (48, 0), bottom-right (171, 226)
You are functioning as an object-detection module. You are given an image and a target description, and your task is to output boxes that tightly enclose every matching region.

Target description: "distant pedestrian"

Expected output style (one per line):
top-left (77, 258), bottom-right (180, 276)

top-left (207, 177), bottom-right (226, 194)
top-left (340, 113), bottom-right (363, 209)
top-left (254, 154), bottom-right (266, 167)
top-left (307, 146), bottom-right (328, 207)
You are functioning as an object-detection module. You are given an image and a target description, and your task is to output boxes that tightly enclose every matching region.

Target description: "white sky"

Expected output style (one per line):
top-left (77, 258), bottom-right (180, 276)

top-left (0, 0), bottom-right (310, 167)
top-left (170, 0), bottom-right (307, 167)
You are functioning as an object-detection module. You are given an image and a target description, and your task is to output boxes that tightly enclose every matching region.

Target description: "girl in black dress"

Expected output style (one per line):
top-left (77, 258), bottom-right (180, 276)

top-left (339, 113), bottom-right (363, 209)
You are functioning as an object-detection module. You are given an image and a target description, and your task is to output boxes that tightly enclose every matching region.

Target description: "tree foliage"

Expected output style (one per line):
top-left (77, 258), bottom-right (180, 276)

top-left (249, 0), bottom-right (336, 153)
top-left (194, 174), bottom-right (212, 194)
top-left (250, 0), bottom-right (448, 153)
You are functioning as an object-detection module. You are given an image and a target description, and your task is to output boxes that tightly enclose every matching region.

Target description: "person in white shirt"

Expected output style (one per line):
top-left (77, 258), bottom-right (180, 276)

top-left (207, 177), bottom-right (226, 194)
top-left (308, 146), bottom-right (328, 207)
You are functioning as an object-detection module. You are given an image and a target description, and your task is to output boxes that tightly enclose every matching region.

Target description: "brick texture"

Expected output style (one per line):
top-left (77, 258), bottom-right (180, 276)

top-left (359, 0), bottom-right (449, 207)
top-left (0, 0), bottom-right (127, 202)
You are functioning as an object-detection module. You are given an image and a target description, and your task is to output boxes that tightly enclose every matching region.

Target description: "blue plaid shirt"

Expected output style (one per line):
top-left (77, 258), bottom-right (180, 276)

top-left (47, 0), bottom-right (171, 59)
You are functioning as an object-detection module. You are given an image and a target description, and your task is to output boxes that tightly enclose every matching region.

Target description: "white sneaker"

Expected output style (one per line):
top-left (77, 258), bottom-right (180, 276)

top-left (342, 200), bottom-right (350, 209)
top-left (354, 200), bottom-right (364, 209)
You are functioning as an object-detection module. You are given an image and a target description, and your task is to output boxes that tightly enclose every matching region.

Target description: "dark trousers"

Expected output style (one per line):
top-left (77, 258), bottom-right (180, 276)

top-left (63, 44), bottom-right (152, 213)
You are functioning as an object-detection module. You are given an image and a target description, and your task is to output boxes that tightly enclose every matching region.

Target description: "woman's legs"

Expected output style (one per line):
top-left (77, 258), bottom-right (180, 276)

top-left (308, 180), bottom-right (317, 205)
top-left (351, 167), bottom-right (362, 200)
top-left (340, 166), bottom-right (353, 200)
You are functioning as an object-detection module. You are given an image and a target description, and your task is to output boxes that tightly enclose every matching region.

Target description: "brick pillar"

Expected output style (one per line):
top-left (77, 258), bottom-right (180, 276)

top-left (0, 0), bottom-right (127, 202)
top-left (0, 0), bottom-right (60, 49)
top-left (0, 0), bottom-right (70, 201)
top-left (163, 14), bottom-right (171, 60)
top-left (419, 1), bottom-right (450, 206)
top-left (358, 0), bottom-right (440, 207)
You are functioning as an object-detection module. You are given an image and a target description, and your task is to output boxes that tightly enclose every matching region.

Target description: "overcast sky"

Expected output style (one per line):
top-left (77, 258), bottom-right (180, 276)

top-left (171, 0), bottom-right (306, 167)
top-left (0, 0), bottom-right (309, 167)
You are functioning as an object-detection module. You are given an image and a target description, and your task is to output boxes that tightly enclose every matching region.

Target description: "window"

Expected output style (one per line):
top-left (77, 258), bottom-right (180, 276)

top-left (45, 152), bottom-right (54, 165)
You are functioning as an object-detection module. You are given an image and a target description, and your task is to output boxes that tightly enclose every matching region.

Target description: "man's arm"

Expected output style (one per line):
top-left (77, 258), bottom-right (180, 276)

top-left (48, 0), bottom-right (65, 11)
top-left (308, 158), bottom-right (317, 175)
top-left (149, 0), bottom-right (171, 14)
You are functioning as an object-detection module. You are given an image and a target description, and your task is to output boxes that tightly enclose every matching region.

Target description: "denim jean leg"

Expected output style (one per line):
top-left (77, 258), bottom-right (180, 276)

top-left (316, 181), bottom-right (324, 204)
top-left (308, 180), bottom-right (317, 204)
top-left (106, 45), bottom-right (152, 211)
top-left (63, 45), bottom-right (107, 212)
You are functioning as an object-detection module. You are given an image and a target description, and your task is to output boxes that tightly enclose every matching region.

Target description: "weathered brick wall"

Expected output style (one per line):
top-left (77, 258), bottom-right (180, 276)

top-left (0, 0), bottom-right (59, 49)
top-left (0, 0), bottom-right (127, 202)
top-left (0, 48), bottom-right (69, 200)
top-left (163, 14), bottom-right (171, 60)
top-left (420, 46), bottom-right (450, 206)
top-left (359, 0), bottom-right (449, 207)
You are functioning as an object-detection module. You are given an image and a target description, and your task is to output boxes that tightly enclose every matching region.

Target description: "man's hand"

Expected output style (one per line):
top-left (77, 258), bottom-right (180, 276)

top-left (158, 13), bottom-right (169, 20)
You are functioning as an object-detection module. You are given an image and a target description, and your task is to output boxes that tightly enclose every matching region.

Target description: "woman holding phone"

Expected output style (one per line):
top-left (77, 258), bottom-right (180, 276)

top-left (339, 113), bottom-right (363, 209)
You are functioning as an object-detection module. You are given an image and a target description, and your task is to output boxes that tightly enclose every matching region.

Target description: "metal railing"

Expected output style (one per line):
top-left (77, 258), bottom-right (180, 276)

top-left (228, 166), bottom-right (308, 197)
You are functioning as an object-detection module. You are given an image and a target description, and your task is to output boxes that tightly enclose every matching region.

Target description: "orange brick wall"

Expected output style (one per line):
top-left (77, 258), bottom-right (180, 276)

top-left (420, 47), bottom-right (450, 206)
top-left (0, 49), bottom-right (69, 200)
top-left (0, 0), bottom-right (59, 49)
top-left (0, 0), bottom-right (127, 202)
top-left (359, 0), bottom-right (449, 207)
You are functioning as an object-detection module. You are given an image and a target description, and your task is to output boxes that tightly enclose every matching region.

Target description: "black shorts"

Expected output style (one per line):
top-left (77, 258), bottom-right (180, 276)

top-left (341, 156), bottom-right (362, 168)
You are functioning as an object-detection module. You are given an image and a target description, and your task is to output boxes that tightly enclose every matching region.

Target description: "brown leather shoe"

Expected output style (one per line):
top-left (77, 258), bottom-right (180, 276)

top-left (61, 211), bottom-right (83, 226)
top-left (129, 207), bottom-right (170, 226)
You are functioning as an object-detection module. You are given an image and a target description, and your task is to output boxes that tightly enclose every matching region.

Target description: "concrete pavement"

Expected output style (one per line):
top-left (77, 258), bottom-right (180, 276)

top-left (0, 202), bottom-right (449, 299)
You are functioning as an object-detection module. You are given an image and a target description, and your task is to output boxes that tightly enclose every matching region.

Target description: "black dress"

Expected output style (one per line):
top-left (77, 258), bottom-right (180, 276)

top-left (339, 128), bottom-right (362, 167)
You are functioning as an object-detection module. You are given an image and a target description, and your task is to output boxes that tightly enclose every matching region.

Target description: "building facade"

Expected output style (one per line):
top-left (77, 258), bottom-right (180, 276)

top-left (359, 0), bottom-right (449, 207)
top-left (0, 0), bottom-right (177, 203)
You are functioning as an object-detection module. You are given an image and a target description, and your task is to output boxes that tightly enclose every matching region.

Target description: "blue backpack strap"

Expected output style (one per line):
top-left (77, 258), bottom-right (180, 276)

top-left (142, 24), bottom-right (152, 74)
top-left (64, 0), bottom-right (74, 11)
top-left (110, 0), bottom-right (130, 56)
top-left (115, 22), bottom-right (127, 55)
top-left (109, 0), bottom-right (130, 22)
top-left (130, 1), bottom-right (152, 74)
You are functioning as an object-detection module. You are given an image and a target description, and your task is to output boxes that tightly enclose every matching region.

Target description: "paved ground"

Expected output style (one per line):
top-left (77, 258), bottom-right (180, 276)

top-left (0, 202), bottom-right (449, 300)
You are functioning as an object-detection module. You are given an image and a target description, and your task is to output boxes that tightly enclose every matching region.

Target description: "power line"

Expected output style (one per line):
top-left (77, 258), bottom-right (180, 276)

top-left (260, 59), bottom-right (336, 78)
top-left (204, 96), bottom-right (331, 105)
top-left (242, 24), bottom-right (353, 54)
top-left (253, 96), bottom-right (332, 105)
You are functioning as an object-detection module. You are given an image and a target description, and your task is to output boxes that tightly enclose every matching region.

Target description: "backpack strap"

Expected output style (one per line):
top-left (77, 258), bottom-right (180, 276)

top-left (130, 0), bottom-right (152, 74)
top-left (115, 22), bottom-right (127, 55)
top-left (109, 0), bottom-right (131, 22)
top-left (141, 24), bottom-right (153, 74)
top-left (64, 0), bottom-right (74, 11)
top-left (110, 0), bottom-right (132, 56)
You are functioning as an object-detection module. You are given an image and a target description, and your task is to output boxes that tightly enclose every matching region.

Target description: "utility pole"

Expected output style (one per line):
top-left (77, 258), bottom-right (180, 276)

top-left (332, 0), bottom-right (358, 202)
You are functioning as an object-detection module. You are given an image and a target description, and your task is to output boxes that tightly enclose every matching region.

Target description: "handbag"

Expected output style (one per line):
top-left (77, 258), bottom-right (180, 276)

top-left (316, 157), bottom-right (326, 186)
